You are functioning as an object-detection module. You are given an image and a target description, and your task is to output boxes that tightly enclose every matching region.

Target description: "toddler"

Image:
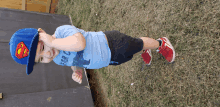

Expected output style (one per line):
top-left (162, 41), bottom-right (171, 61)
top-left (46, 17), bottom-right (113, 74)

top-left (9, 25), bottom-right (175, 84)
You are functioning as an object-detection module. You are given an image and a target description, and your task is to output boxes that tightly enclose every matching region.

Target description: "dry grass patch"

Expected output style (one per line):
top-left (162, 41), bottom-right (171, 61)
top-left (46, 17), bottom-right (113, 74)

top-left (56, 0), bottom-right (219, 106)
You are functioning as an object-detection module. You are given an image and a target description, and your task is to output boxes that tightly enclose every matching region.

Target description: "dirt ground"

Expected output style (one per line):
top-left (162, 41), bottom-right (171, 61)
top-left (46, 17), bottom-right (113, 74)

top-left (86, 69), bottom-right (107, 107)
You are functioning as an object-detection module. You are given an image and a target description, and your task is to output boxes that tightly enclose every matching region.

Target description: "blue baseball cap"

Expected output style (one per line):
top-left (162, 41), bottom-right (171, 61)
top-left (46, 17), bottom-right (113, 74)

top-left (9, 28), bottom-right (39, 75)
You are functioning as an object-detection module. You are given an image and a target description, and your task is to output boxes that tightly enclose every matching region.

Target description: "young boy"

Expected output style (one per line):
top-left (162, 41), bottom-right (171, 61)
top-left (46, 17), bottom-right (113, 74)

top-left (9, 25), bottom-right (175, 84)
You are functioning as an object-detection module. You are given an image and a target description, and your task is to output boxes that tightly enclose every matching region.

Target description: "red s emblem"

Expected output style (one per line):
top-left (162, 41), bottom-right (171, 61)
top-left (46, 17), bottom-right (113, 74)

top-left (15, 42), bottom-right (29, 59)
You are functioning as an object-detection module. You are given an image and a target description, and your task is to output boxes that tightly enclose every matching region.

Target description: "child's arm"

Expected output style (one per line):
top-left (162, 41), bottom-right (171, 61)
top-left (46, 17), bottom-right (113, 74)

top-left (71, 66), bottom-right (84, 72)
top-left (52, 32), bottom-right (86, 52)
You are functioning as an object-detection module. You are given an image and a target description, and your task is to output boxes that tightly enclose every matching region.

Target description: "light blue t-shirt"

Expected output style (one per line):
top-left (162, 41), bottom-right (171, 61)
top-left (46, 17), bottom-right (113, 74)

top-left (53, 25), bottom-right (111, 69)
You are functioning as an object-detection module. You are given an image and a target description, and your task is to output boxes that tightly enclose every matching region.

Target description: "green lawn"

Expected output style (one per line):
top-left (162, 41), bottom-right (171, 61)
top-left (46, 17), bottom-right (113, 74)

top-left (55, 0), bottom-right (220, 106)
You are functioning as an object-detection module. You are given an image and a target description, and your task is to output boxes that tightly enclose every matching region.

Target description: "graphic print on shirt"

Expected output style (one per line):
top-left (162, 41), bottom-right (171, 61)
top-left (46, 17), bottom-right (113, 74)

top-left (72, 50), bottom-right (90, 67)
top-left (59, 50), bottom-right (90, 67)
top-left (59, 51), bottom-right (70, 66)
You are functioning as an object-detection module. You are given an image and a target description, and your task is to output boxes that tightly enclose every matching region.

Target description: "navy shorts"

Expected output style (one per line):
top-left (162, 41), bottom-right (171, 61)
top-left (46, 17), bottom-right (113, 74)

top-left (104, 30), bottom-right (143, 65)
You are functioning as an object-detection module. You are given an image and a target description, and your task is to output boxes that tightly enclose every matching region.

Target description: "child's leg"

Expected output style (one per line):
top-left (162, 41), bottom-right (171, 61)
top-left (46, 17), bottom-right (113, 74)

top-left (133, 37), bottom-right (159, 57)
top-left (104, 30), bottom-right (160, 65)
top-left (139, 37), bottom-right (159, 50)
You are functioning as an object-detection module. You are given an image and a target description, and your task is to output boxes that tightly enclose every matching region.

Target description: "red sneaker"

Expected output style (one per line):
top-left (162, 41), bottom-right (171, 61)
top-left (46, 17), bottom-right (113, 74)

top-left (156, 37), bottom-right (175, 63)
top-left (141, 49), bottom-right (152, 65)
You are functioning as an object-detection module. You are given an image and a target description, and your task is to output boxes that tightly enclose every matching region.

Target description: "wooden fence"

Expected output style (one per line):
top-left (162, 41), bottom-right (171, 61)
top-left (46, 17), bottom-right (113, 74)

top-left (0, 0), bottom-right (52, 13)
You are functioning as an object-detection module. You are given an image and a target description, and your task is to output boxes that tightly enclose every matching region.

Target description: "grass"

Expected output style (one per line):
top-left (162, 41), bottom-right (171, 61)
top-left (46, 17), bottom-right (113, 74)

top-left (55, 0), bottom-right (220, 106)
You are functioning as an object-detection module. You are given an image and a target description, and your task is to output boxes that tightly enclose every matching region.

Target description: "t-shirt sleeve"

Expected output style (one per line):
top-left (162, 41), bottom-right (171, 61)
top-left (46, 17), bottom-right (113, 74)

top-left (55, 25), bottom-right (80, 38)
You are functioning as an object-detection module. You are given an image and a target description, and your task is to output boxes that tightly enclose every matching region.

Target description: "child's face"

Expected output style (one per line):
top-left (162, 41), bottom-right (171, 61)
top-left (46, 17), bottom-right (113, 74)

top-left (35, 28), bottom-right (59, 63)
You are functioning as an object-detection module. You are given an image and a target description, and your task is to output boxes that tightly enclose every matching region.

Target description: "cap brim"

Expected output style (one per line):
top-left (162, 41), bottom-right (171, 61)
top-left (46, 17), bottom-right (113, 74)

top-left (26, 32), bottom-right (39, 75)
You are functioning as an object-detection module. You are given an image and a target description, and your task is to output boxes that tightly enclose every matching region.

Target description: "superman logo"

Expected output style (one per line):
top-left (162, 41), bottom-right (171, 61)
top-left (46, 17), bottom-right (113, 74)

top-left (15, 42), bottom-right (29, 59)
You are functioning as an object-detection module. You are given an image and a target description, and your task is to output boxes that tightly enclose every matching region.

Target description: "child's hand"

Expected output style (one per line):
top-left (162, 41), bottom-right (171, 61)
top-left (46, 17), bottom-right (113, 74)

top-left (39, 32), bottom-right (55, 48)
top-left (71, 66), bottom-right (83, 84)
top-left (72, 70), bottom-right (83, 84)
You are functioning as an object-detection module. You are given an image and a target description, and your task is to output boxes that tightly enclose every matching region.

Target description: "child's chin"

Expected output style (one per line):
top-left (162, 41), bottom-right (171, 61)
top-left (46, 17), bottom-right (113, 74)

top-left (49, 59), bottom-right (53, 63)
top-left (50, 59), bottom-right (54, 63)
top-left (43, 60), bottom-right (53, 63)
